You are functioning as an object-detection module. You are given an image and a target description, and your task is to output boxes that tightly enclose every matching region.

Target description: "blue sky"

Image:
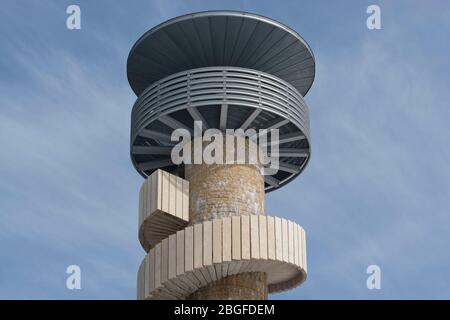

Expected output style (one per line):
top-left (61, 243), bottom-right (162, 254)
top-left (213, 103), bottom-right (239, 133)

top-left (0, 0), bottom-right (449, 299)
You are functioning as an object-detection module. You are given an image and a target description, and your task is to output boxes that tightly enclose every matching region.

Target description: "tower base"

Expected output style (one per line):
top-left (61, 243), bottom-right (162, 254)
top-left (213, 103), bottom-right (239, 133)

top-left (187, 272), bottom-right (268, 300)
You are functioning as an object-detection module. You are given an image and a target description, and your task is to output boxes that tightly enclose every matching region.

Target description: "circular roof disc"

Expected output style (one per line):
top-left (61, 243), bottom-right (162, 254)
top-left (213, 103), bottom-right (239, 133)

top-left (127, 10), bottom-right (315, 97)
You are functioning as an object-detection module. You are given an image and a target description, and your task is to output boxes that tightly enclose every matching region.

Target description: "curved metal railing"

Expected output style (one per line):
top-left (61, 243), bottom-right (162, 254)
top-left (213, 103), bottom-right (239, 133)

top-left (131, 66), bottom-right (310, 144)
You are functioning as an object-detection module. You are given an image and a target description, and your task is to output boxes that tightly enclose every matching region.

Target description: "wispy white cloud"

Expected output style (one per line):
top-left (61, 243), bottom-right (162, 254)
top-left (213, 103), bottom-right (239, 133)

top-left (0, 20), bottom-right (143, 297)
top-left (270, 8), bottom-right (450, 299)
top-left (1, 0), bottom-right (449, 299)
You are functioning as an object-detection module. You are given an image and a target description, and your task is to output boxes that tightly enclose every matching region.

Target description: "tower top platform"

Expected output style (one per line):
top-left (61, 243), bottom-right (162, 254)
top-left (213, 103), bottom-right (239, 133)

top-left (127, 11), bottom-right (315, 192)
top-left (127, 10), bottom-right (315, 97)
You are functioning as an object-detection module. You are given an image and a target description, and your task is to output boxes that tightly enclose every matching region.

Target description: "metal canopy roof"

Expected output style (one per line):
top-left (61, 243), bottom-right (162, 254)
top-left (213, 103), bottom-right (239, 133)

top-left (127, 11), bottom-right (315, 97)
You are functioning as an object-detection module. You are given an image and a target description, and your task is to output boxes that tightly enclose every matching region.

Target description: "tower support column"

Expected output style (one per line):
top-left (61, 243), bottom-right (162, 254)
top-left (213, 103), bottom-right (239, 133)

top-left (187, 272), bottom-right (268, 300)
top-left (184, 136), bottom-right (267, 299)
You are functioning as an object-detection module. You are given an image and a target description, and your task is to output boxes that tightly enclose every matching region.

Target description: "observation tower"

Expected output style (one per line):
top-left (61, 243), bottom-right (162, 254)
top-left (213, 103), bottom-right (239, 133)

top-left (128, 11), bottom-right (315, 300)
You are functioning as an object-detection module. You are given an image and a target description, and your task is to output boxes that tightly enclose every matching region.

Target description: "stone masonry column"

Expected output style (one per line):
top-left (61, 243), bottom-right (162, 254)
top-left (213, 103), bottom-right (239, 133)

top-left (184, 135), bottom-right (268, 300)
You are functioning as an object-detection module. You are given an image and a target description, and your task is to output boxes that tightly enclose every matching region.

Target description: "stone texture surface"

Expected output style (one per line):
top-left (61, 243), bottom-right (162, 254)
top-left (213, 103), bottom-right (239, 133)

top-left (187, 272), bottom-right (268, 300)
top-left (185, 136), bottom-right (265, 224)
